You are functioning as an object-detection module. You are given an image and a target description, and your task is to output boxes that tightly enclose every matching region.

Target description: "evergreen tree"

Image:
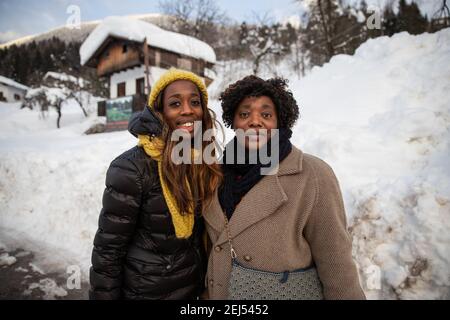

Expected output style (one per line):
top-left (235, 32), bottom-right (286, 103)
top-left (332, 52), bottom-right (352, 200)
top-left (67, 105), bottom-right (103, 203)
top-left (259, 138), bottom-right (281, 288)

top-left (239, 19), bottom-right (290, 74)
top-left (382, 4), bottom-right (400, 36)
top-left (397, 0), bottom-right (428, 35)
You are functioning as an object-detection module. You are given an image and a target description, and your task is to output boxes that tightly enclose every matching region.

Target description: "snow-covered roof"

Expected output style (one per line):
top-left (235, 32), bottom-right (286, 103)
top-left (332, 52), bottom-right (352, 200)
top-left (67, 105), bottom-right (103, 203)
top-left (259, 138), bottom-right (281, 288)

top-left (0, 75), bottom-right (29, 91)
top-left (80, 16), bottom-right (216, 66)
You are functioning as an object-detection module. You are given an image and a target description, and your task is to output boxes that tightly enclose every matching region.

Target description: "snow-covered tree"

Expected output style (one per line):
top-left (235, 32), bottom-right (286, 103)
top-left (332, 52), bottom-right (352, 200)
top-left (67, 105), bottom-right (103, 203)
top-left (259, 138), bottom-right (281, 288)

top-left (22, 72), bottom-right (97, 129)
top-left (23, 87), bottom-right (68, 128)
top-left (43, 72), bottom-right (92, 117)
top-left (239, 15), bottom-right (296, 75)
top-left (397, 0), bottom-right (428, 35)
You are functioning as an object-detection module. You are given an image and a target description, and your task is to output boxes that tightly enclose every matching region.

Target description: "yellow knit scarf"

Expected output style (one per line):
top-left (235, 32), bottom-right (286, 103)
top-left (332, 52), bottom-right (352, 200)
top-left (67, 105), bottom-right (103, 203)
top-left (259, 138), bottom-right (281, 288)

top-left (138, 134), bottom-right (194, 239)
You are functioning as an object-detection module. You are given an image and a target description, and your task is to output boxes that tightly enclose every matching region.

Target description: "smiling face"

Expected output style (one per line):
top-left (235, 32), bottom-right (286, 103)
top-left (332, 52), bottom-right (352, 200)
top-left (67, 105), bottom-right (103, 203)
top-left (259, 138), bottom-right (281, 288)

top-left (233, 96), bottom-right (278, 149)
top-left (162, 80), bottom-right (204, 137)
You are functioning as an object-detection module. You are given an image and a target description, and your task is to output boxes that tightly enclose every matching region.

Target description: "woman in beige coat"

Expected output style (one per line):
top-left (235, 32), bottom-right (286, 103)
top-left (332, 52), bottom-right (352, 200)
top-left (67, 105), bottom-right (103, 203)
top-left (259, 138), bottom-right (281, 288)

top-left (203, 75), bottom-right (365, 300)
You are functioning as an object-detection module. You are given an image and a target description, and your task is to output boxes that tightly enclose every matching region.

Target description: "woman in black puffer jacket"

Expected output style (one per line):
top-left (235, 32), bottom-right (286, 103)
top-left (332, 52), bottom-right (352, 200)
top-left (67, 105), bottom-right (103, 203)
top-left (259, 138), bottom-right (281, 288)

top-left (89, 69), bottom-right (222, 300)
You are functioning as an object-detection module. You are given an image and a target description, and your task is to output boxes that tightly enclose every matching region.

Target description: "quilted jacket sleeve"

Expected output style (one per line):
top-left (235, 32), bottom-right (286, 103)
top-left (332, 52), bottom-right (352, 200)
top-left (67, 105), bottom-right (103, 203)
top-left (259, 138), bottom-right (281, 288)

top-left (89, 155), bottom-right (143, 300)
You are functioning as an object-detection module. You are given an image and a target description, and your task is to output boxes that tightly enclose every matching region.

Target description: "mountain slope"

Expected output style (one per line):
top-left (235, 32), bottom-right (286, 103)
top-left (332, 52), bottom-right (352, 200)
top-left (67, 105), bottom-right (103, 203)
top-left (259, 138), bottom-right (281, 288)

top-left (0, 13), bottom-right (173, 49)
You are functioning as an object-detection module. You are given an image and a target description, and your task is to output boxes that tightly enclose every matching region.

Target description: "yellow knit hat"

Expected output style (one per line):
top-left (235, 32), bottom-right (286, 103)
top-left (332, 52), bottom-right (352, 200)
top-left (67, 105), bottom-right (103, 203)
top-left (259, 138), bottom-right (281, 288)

top-left (147, 68), bottom-right (208, 109)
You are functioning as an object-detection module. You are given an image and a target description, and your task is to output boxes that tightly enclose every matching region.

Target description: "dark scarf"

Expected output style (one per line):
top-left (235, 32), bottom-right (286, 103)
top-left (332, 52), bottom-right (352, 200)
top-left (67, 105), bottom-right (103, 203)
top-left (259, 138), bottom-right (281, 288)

top-left (218, 128), bottom-right (293, 219)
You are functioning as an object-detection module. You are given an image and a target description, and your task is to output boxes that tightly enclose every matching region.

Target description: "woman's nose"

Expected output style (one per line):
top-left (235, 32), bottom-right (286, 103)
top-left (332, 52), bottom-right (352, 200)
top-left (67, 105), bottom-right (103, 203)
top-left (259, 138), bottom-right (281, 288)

top-left (249, 114), bottom-right (262, 127)
top-left (180, 101), bottom-right (194, 115)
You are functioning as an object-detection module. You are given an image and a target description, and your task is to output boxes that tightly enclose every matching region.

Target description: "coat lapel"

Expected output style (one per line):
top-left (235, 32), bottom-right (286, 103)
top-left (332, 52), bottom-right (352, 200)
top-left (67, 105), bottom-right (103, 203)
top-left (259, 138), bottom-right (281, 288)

top-left (203, 188), bottom-right (225, 234)
top-left (203, 146), bottom-right (304, 247)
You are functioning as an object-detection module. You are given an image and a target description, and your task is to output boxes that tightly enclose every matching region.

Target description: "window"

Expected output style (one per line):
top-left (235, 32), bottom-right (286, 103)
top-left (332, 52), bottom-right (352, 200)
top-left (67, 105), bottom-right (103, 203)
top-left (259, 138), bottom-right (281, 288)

top-left (117, 82), bottom-right (126, 97)
top-left (122, 44), bottom-right (128, 53)
top-left (0, 91), bottom-right (5, 102)
top-left (105, 50), bottom-right (109, 58)
top-left (14, 94), bottom-right (21, 101)
top-left (136, 78), bottom-right (145, 95)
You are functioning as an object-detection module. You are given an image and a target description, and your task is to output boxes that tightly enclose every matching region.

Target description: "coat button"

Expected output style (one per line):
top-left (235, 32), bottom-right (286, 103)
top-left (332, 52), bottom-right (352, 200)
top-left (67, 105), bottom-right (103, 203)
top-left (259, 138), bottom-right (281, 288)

top-left (166, 264), bottom-right (172, 270)
top-left (214, 246), bottom-right (222, 252)
top-left (244, 255), bottom-right (252, 262)
top-left (209, 279), bottom-right (214, 286)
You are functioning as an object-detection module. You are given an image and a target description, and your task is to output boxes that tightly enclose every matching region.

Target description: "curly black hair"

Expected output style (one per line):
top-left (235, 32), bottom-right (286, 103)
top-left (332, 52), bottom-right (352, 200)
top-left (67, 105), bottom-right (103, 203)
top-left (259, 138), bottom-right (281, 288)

top-left (219, 75), bottom-right (299, 129)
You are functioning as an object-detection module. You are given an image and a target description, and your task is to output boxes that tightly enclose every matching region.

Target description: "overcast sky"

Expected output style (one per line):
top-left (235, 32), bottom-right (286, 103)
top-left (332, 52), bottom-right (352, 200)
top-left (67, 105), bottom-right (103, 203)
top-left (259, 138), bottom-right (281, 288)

top-left (0, 0), bottom-right (442, 44)
top-left (0, 0), bottom-right (302, 43)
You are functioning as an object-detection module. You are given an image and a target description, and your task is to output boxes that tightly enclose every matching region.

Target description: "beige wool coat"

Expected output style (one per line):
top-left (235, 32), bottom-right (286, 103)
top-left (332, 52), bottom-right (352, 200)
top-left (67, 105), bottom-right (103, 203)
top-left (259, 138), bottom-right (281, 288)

top-left (203, 146), bottom-right (366, 300)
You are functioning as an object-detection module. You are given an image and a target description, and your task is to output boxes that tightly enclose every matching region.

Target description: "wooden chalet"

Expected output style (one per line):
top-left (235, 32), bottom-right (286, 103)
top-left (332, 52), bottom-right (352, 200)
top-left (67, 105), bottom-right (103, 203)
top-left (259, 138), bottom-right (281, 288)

top-left (80, 16), bottom-right (216, 131)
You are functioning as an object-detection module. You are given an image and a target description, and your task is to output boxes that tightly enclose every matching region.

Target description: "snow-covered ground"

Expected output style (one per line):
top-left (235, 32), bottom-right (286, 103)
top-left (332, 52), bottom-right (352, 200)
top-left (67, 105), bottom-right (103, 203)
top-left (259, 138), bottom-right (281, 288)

top-left (1, 28), bottom-right (449, 299)
top-left (0, 100), bottom-right (136, 294)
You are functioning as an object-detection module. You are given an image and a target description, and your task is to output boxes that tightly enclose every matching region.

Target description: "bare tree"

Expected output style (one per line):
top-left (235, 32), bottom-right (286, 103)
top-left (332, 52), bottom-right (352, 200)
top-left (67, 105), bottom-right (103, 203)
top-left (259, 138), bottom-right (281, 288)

top-left (67, 77), bottom-right (90, 117)
top-left (299, 0), bottom-right (367, 66)
top-left (158, 0), bottom-right (228, 45)
top-left (289, 31), bottom-right (307, 78)
top-left (318, 0), bottom-right (335, 58)
top-left (24, 87), bottom-right (67, 128)
top-left (431, 0), bottom-right (450, 31)
top-left (22, 73), bottom-right (95, 129)
top-left (239, 13), bottom-right (291, 75)
top-left (43, 72), bottom-right (90, 117)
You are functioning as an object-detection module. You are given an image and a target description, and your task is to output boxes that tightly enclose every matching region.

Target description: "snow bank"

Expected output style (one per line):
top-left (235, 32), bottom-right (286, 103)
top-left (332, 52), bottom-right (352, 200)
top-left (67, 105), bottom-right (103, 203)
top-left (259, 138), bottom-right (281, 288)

top-left (289, 29), bottom-right (450, 299)
top-left (0, 252), bottom-right (17, 266)
top-left (0, 102), bottom-right (135, 278)
top-left (80, 16), bottom-right (216, 65)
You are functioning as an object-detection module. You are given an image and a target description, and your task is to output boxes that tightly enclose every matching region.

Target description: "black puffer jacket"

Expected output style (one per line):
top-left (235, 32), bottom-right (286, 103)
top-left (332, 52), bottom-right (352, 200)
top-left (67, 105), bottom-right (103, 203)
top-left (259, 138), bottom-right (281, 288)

top-left (89, 108), bottom-right (207, 300)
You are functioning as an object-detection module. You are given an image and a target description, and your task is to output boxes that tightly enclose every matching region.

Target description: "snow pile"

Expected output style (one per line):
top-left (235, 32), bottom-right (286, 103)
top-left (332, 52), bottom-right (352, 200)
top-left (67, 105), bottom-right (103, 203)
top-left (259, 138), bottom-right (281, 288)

top-left (15, 266), bottom-right (29, 272)
top-left (288, 29), bottom-right (450, 299)
top-left (23, 278), bottom-right (68, 299)
top-left (26, 87), bottom-right (67, 105)
top-left (0, 101), bottom-right (92, 135)
top-left (0, 102), bottom-right (136, 278)
top-left (80, 16), bottom-right (216, 65)
top-left (0, 252), bottom-right (17, 266)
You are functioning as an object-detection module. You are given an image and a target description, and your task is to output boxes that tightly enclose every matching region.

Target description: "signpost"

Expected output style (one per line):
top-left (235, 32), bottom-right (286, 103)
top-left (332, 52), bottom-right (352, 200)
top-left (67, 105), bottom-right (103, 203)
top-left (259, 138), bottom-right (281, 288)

top-left (105, 96), bottom-right (133, 131)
